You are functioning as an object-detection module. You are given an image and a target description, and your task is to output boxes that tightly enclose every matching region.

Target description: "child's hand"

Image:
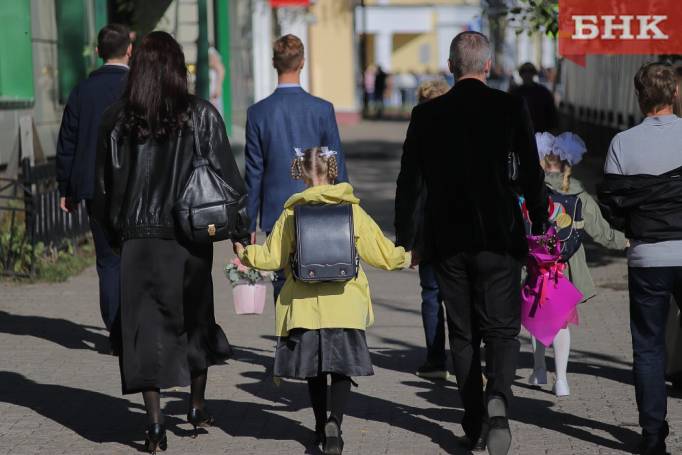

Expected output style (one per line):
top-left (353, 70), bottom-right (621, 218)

top-left (233, 241), bottom-right (245, 256)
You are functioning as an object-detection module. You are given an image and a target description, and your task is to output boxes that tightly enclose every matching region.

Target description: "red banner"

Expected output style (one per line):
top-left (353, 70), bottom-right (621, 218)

top-left (559, 0), bottom-right (682, 66)
top-left (270, 0), bottom-right (310, 6)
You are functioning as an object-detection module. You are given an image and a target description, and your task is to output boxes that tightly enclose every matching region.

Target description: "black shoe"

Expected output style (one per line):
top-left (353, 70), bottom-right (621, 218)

top-left (471, 428), bottom-right (488, 452)
top-left (314, 425), bottom-right (326, 447)
top-left (415, 362), bottom-right (449, 380)
top-left (486, 397), bottom-right (511, 455)
top-left (639, 422), bottom-right (669, 455)
top-left (187, 407), bottom-right (215, 438)
top-left (323, 418), bottom-right (344, 455)
top-left (144, 423), bottom-right (167, 454)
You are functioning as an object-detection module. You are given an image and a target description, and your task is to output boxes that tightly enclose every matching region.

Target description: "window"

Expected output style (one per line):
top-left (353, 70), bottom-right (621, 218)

top-left (0, 1), bottom-right (34, 105)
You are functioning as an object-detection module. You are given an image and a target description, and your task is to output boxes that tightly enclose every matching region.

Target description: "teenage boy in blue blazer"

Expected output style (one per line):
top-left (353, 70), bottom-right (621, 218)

top-left (245, 34), bottom-right (348, 300)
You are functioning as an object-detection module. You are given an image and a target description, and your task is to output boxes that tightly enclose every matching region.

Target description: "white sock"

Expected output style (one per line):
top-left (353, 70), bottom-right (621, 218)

top-left (553, 328), bottom-right (571, 383)
top-left (531, 336), bottom-right (547, 371)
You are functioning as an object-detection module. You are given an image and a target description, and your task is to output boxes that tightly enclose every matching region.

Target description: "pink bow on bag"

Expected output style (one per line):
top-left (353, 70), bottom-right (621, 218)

top-left (521, 227), bottom-right (583, 347)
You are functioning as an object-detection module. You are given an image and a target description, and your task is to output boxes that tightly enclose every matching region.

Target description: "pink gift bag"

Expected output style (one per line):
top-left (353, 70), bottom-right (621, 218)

top-left (232, 283), bottom-right (267, 315)
top-left (521, 228), bottom-right (583, 347)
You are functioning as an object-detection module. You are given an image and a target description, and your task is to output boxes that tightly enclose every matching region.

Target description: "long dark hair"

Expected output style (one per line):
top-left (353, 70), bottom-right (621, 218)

top-left (123, 31), bottom-right (190, 141)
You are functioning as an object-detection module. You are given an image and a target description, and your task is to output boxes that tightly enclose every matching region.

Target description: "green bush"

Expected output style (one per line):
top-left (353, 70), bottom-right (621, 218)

top-left (1, 212), bottom-right (95, 282)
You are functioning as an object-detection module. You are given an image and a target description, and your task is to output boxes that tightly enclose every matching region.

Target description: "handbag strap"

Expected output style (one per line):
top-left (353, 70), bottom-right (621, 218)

top-left (190, 107), bottom-right (207, 165)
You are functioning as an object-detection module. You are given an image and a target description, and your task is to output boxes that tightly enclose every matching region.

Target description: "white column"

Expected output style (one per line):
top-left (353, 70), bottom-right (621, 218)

top-left (252, 0), bottom-right (276, 102)
top-left (374, 31), bottom-right (392, 71)
top-left (542, 35), bottom-right (556, 69)
top-left (277, 7), bottom-right (310, 91)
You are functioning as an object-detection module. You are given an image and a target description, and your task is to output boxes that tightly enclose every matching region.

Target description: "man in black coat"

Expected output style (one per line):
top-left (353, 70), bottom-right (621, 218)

top-left (509, 62), bottom-right (558, 133)
top-left (56, 24), bottom-right (131, 351)
top-left (395, 31), bottom-right (548, 454)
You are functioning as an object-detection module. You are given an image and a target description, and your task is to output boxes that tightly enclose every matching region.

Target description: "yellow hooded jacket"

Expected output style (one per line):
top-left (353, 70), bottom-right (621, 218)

top-left (239, 183), bottom-right (410, 337)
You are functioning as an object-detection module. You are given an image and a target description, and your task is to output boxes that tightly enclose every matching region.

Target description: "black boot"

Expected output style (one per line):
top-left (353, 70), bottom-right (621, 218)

top-left (323, 417), bottom-right (344, 455)
top-left (143, 423), bottom-right (167, 454)
top-left (314, 423), bottom-right (326, 447)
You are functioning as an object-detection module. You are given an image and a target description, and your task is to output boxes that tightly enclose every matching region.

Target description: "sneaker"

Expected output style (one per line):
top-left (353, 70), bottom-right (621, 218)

top-left (553, 378), bottom-right (570, 397)
top-left (528, 368), bottom-right (547, 386)
top-left (416, 363), bottom-right (449, 380)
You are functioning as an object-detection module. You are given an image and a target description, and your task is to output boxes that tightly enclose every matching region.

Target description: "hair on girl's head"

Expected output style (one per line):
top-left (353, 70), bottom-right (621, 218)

top-left (290, 147), bottom-right (339, 183)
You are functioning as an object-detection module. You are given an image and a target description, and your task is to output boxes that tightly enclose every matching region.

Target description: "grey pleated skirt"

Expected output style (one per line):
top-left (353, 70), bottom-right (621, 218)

top-left (274, 328), bottom-right (374, 379)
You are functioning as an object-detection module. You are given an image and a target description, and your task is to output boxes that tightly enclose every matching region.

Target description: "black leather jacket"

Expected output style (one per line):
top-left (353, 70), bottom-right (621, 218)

top-left (93, 96), bottom-right (248, 248)
top-left (598, 165), bottom-right (682, 243)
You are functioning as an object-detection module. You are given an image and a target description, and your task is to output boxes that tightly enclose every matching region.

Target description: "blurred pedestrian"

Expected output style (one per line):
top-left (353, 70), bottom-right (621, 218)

top-left (509, 62), bottom-right (558, 133)
top-left (244, 34), bottom-right (348, 303)
top-left (402, 79), bottom-right (453, 381)
top-left (208, 46), bottom-right (226, 118)
top-left (396, 71), bottom-right (418, 111)
top-left (55, 24), bottom-right (132, 355)
top-left (93, 31), bottom-right (249, 453)
top-left (599, 62), bottom-right (682, 455)
top-left (527, 132), bottom-right (627, 397)
top-left (373, 65), bottom-right (387, 118)
top-left (395, 31), bottom-right (549, 455)
top-left (364, 65), bottom-right (376, 113)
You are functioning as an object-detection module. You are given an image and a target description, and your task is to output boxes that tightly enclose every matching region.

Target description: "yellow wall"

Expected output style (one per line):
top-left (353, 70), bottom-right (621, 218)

top-left (391, 31), bottom-right (438, 73)
top-left (309, 0), bottom-right (357, 113)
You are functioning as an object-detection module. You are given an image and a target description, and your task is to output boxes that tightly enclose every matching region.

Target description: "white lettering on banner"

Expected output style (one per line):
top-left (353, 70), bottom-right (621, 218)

top-left (572, 15), bottom-right (599, 40)
top-left (571, 15), bottom-right (669, 40)
top-left (637, 15), bottom-right (668, 40)
top-left (602, 15), bottom-right (635, 40)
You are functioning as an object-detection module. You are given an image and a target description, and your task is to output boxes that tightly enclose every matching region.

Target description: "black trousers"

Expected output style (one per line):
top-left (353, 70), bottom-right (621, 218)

top-left (629, 267), bottom-right (682, 439)
top-left (434, 251), bottom-right (522, 440)
top-left (86, 203), bottom-right (121, 337)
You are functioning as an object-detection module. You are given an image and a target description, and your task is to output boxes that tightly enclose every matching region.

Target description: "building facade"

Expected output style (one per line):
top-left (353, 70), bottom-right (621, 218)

top-left (0, 0), bottom-right (257, 171)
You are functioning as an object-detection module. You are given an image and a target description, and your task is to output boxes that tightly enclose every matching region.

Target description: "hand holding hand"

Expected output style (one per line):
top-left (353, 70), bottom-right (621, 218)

top-left (250, 232), bottom-right (257, 245)
top-left (410, 250), bottom-right (420, 269)
top-left (233, 241), bottom-right (245, 256)
top-left (60, 197), bottom-right (75, 213)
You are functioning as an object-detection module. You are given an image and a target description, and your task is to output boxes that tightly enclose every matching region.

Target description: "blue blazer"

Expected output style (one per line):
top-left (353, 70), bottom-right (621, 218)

top-left (56, 65), bottom-right (128, 201)
top-left (245, 86), bottom-right (348, 233)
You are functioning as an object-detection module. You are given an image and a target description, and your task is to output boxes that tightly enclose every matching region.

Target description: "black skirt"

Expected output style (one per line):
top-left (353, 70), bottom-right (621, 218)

top-left (119, 238), bottom-right (232, 394)
top-left (274, 328), bottom-right (374, 379)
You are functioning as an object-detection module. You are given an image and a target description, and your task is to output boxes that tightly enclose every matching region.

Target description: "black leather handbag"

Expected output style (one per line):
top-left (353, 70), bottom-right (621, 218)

top-left (173, 112), bottom-right (246, 244)
top-left (292, 203), bottom-right (359, 282)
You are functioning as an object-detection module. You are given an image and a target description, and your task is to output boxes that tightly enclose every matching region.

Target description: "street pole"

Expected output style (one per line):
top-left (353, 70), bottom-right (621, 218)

top-left (359, 0), bottom-right (368, 118)
top-left (196, 0), bottom-right (210, 100)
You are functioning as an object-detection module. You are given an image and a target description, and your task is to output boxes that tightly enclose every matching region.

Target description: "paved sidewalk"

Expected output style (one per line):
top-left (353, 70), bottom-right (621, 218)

top-left (1, 121), bottom-right (681, 454)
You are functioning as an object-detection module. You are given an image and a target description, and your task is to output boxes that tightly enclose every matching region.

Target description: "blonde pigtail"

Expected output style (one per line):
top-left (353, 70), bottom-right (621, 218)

top-left (291, 157), bottom-right (304, 180)
top-left (327, 156), bottom-right (338, 182)
top-left (562, 163), bottom-right (572, 193)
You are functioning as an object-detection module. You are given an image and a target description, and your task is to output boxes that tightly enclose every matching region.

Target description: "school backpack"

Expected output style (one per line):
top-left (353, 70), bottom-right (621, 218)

top-left (519, 187), bottom-right (585, 262)
top-left (291, 203), bottom-right (359, 282)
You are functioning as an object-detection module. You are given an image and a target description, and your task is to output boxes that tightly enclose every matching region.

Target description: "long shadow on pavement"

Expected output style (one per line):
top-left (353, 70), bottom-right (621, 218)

top-left (0, 371), bottom-right (155, 451)
top-left (0, 310), bottom-right (110, 354)
top-left (406, 378), bottom-right (640, 453)
top-left (230, 345), bottom-right (471, 454)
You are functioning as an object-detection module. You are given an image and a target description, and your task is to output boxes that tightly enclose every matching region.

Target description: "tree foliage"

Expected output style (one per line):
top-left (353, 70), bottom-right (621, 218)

top-left (509, 0), bottom-right (559, 37)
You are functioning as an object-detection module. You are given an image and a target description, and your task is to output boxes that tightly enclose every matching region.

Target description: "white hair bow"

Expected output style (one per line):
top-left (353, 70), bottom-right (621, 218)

top-left (535, 132), bottom-right (587, 166)
top-left (320, 146), bottom-right (338, 158)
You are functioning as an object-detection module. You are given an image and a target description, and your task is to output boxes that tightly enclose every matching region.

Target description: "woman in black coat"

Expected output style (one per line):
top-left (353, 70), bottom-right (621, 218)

top-left (93, 31), bottom-right (248, 452)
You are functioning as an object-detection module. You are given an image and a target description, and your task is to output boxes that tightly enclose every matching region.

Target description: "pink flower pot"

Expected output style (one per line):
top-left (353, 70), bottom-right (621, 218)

top-left (232, 283), bottom-right (267, 315)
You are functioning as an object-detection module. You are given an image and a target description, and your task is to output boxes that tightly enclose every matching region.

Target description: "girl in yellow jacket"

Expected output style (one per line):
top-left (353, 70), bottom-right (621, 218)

top-left (235, 147), bottom-right (409, 454)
